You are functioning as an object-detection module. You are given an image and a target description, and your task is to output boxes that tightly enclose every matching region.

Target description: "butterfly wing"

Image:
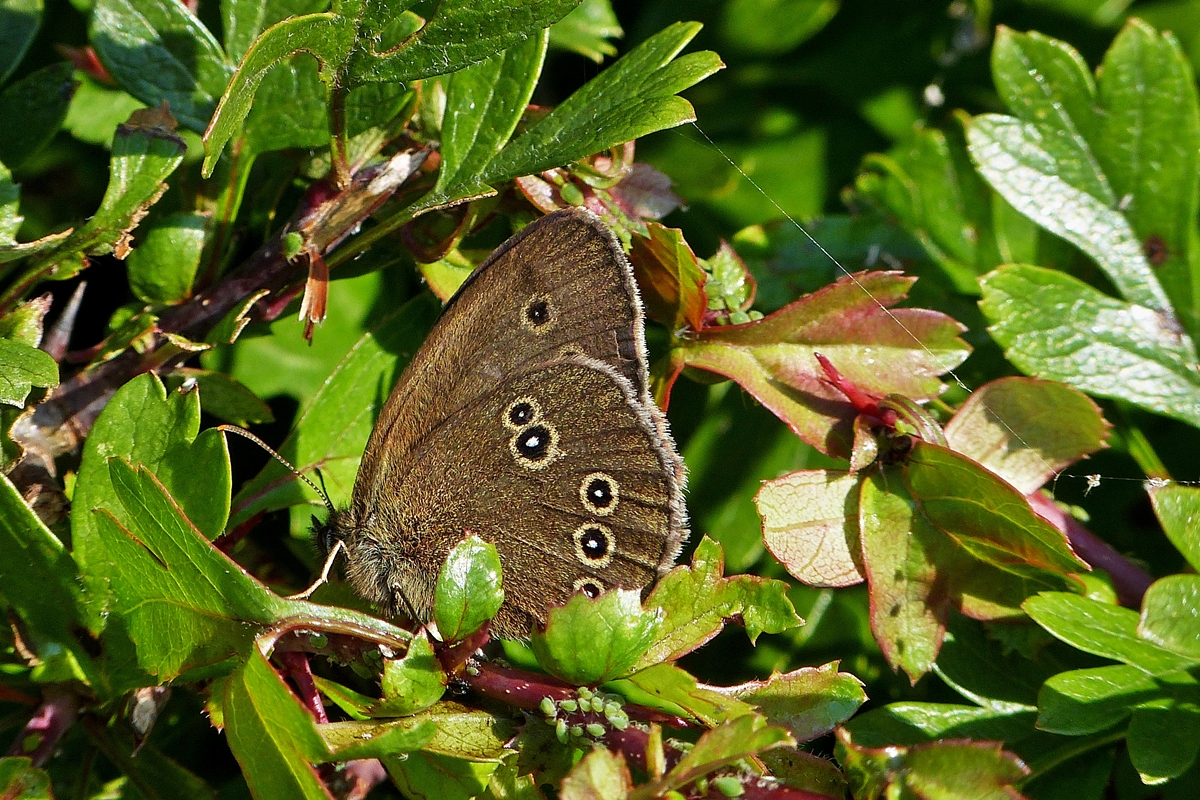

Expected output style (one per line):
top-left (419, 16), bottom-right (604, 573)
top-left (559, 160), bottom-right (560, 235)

top-left (342, 357), bottom-right (688, 639)
top-left (350, 208), bottom-right (666, 524)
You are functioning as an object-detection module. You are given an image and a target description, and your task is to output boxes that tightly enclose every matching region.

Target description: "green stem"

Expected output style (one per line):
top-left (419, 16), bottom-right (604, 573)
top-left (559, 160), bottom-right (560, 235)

top-left (1115, 402), bottom-right (1171, 481)
top-left (329, 87), bottom-right (351, 189)
top-left (1015, 726), bottom-right (1125, 787)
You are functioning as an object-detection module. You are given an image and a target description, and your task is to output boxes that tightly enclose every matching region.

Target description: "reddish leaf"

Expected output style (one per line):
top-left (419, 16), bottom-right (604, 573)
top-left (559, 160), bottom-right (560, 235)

top-left (629, 222), bottom-right (708, 331)
top-left (836, 728), bottom-right (1030, 800)
top-left (674, 271), bottom-right (970, 457)
top-left (945, 377), bottom-right (1109, 494)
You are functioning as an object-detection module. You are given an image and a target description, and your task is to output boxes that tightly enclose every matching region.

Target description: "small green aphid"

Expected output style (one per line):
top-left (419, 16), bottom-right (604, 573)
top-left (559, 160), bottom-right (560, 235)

top-left (607, 713), bottom-right (629, 731)
top-left (555, 719), bottom-right (568, 744)
top-left (585, 723), bottom-right (606, 738)
top-left (577, 696), bottom-right (593, 713)
top-left (570, 725), bottom-right (584, 738)
top-left (603, 701), bottom-right (622, 717)
top-left (540, 697), bottom-right (557, 718)
top-left (560, 699), bottom-right (578, 713)
top-left (282, 231), bottom-right (304, 260)
top-left (712, 776), bottom-right (745, 797)
top-left (307, 633), bottom-right (328, 649)
top-left (578, 687), bottom-right (593, 700)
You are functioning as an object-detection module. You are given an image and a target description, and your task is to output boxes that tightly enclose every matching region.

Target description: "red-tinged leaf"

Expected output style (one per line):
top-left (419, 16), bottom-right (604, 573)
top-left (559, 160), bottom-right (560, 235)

top-left (560, 748), bottom-right (633, 800)
top-left (859, 466), bottom-right (951, 684)
top-left (836, 727), bottom-right (1030, 800)
top-left (756, 470), bottom-right (865, 588)
top-left (628, 222), bottom-right (708, 331)
top-left (710, 662), bottom-right (867, 742)
top-left (858, 442), bottom-right (1087, 682)
top-left (633, 536), bottom-right (801, 671)
top-left (674, 271), bottom-right (970, 457)
top-left (904, 443), bottom-right (1088, 580)
top-left (944, 377), bottom-right (1110, 494)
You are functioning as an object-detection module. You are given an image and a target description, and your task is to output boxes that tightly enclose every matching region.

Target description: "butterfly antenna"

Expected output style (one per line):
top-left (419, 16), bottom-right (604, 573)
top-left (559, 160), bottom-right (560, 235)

top-left (215, 425), bottom-right (335, 514)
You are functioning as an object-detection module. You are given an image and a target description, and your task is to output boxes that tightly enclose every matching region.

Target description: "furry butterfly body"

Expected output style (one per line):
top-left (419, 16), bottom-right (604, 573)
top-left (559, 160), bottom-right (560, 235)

top-left (324, 209), bottom-right (688, 639)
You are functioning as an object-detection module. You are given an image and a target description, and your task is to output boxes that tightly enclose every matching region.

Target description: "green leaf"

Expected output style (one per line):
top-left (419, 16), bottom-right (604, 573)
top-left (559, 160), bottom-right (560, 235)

top-left (91, 0), bottom-right (234, 132)
top-left (322, 701), bottom-right (512, 761)
top-left (638, 714), bottom-right (794, 798)
top-left (843, 702), bottom-right (1035, 748)
top-left (40, 106), bottom-right (186, 271)
top-left (201, 12), bottom-right (355, 176)
top-left (227, 290), bottom-right (438, 530)
top-left (483, 22), bottom-right (722, 184)
top-left (933, 614), bottom-right (1046, 712)
top-left (548, 0), bottom-right (622, 63)
top-left (224, 648), bottom-right (332, 800)
top-left (675, 271), bottom-right (969, 457)
top-left (980, 264), bottom-right (1200, 428)
top-left (385, 753), bottom-right (500, 800)
top-left (560, 748), bottom-right (631, 800)
top-left (344, 0), bottom-right (576, 86)
top-left (126, 211), bottom-right (206, 303)
top-left (756, 469), bottom-right (864, 589)
top-left (1024, 592), bottom-right (1196, 674)
top-left (1148, 482), bottom-right (1200, 572)
top-left (0, 0), bottom-right (42, 84)
top-left (0, 294), bottom-right (51, 346)
top-left (616, 662), bottom-right (756, 727)
top-left (95, 458), bottom-right (284, 683)
top-left (719, 662), bottom-right (866, 742)
top-left (969, 27), bottom-right (1175, 315)
top-left (1036, 660), bottom-right (1200, 781)
top-left (1093, 20), bottom-right (1200, 339)
top-left (0, 62), bottom-right (76, 170)
top-left (531, 589), bottom-right (661, 685)
top-left (856, 125), bottom-right (992, 293)
top-left (858, 465), bottom-right (949, 683)
top-left (633, 536), bottom-right (800, 670)
top-left (0, 472), bottom-right (91, 684)
top-left (72, 374), bottom-right (233, 634)
top-left (1138, 575), bottom-right (1200, 659)
top-left (62, 74), bottom-right (147, 147)
top-left (717, 0), bottom-right (837, 57)
top-left (204, 0), bottom-right (577, 174)
top-left (1127, 690), bottom-right (1200, 784)
top-left (414, 31), bottom-right (547, 211)
top-left (433, 535), bottom-right (505, 643)
top-left (837, 727), bottom-right (1029, 800)
top-left (943, 377), bottom-right (1109, 493)
top-left (318, 720), bottom-right (436, 762)
top-left (371, 633), bottom-right (447, 716)
top-left (0, 757), bottom-right (52, 800)
top-left (0, 337), bottom-right (56, 406)
top-left (859, 444), bottom-right (1085, 682)
top-left (903, 443), bottom-right (1087, 580)
top-left (221, 0), bottom-right (328, 61)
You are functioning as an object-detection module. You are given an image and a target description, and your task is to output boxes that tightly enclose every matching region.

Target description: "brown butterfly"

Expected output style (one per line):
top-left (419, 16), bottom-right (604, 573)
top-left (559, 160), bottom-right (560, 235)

top-left (319, 208), bottom-right (688, 639)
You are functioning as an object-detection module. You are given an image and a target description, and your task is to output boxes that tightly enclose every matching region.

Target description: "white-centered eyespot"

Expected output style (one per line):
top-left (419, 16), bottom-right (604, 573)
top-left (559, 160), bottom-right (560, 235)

top-left (520, 295), bottom-right (554, 333)
top-left (579, 472), bottom-right (619, 516)
top-left (509, 422), bottom-right (559, 470)
top-left (573, 522), bottom-right (614, 568)
top-left (502, 396), bottom-right (541, 430)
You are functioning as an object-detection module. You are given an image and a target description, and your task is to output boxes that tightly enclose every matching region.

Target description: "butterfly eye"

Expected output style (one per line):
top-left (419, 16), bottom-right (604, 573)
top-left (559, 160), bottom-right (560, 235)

top-left (522, 296), bottom-right (553, 330)
top-left (580, 472), bottom-right (619, 516)
top-left (573, 523), bottom-right (614, 567)
top-left (573, 577), bottom-right (604, 599)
